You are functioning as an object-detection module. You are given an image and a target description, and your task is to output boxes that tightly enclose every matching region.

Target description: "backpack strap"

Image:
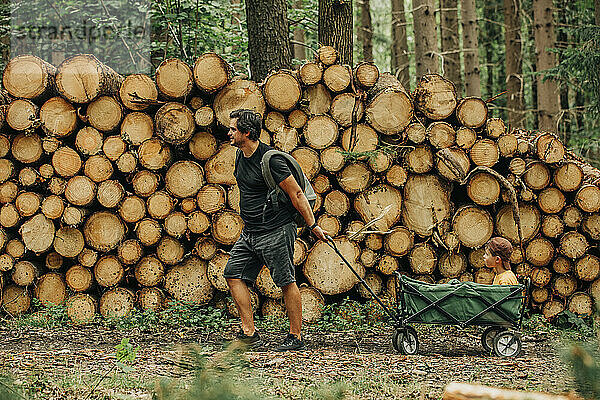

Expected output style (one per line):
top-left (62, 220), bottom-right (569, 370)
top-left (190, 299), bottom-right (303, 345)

top-left (260, 150), bottom-right (306, 223)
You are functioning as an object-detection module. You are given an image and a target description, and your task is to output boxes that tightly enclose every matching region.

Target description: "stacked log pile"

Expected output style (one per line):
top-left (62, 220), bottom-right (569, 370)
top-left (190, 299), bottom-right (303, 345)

top-left (0, 48), bottom-right (599, 325)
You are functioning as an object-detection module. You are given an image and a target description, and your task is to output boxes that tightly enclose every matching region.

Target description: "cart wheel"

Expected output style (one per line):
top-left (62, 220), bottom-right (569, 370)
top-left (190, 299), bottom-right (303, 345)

top-left (395, 326), bottom-right (419, 355)
top-left (481, 327), bottom-right (504, 352)
top-left (493, 331), bottom-right (522, 357)
top-left (392, 330), bottom-right (400, 352)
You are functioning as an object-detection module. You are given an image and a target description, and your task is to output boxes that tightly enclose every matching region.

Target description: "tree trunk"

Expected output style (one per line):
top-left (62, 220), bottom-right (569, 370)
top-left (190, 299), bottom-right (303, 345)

top-left (391, 0), bottom-right (410, 90)
top-left (461, 0), bottom-right (481, 96)
top-left (293, 0), bottom-right (307, 60)
top-left (359, 0), bottom-right (373, 61)
top-left (533, 0), bottom-right (560, 132)
top-left (319, 0), bottom-right (353, 64)
top-left (246, 0), bottom-right (292, 81)
top-left (413, 0), bottom-right (440, 78)
top-left (440, 0), bottom-right (461, 95)
top-left (505, 0), bottom-right (525, 128)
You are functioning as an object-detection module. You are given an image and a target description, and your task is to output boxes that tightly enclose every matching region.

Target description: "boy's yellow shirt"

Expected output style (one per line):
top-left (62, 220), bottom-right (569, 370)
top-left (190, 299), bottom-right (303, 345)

top-left (493, 270), bottom-right (519, 285)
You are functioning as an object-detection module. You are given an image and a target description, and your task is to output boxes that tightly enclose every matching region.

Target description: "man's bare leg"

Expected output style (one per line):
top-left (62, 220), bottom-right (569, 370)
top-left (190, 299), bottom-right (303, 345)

top-left (282, 282), bottom-right (302, 339)
top-left (226, 278), bottom-right (255, 335)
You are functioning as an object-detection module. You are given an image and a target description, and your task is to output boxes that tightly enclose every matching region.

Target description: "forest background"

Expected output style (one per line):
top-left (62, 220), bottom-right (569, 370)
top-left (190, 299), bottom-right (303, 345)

top-left (0, 0), bottom-right (598, 166)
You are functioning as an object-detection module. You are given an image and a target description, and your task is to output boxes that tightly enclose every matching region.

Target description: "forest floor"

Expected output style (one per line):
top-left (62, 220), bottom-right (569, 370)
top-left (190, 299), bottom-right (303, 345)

top-left (0, 317), bottom-right (588, 400)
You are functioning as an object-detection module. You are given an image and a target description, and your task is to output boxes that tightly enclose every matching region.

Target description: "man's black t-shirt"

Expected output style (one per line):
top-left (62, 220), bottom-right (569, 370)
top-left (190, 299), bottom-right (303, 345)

top-left (235, 141), bottom-right (294, 233)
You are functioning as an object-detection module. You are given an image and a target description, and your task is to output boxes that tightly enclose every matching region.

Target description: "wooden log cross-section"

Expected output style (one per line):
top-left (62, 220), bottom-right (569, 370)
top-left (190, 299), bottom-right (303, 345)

top-left (0, 50), bottom-right (599, 324)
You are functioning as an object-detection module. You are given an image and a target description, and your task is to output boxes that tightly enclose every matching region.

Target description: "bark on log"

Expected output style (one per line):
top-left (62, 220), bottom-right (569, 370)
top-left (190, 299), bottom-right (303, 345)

top-left (155, 58), bottom-right (194, 100)
top-left (263, 71), bottom-right (302, 111)
top-left (402, 174), bottom-right (451, 237)
top-left (413, 74), bottom-right (457, 120)
top-left (213, 80), bottom-right (266, 127)
top-left (55, 55), bottom-right (123, 103)
top-left (193, 52), bottom-right (230, 93)
top-left (3, 55), bottom-right (56, 100)
top-left (452, 205), bottom-right (494, 248)
top-left (119, 74), bottom-right (158, 111)
top-left (365, 73), bottom-right (413, 135)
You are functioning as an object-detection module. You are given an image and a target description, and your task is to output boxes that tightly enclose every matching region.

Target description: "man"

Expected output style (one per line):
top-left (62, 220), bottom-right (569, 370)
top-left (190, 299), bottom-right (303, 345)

top-left (483, 237), bottom-right (519, 285)
top-left (224, 109), bottom-right (328, 352)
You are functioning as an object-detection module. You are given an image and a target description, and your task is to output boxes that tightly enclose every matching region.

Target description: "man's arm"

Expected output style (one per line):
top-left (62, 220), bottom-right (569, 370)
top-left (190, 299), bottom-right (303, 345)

top-left (278, 175), bottom-right (328, 241)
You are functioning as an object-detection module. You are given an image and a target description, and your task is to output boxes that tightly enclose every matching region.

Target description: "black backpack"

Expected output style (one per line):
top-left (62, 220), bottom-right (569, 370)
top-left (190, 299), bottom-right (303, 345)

top-left (260, 149), bottom-right (317, 225)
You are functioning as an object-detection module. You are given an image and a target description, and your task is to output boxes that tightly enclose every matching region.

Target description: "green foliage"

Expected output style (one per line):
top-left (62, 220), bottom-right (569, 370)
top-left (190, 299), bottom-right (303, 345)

top-left (312, 297), bottom-right (387, 332)
top-left (554, 310), bottom-right (595, 336)
top-left (0, 374), bottom-right (26, 400)
top-left (339, 144), bottom-right (405, 165)
top-left (114, 338), bottom-right (140, 373)
top-left (544, 24), bottom-right (600, 165)
top-left (101, 301), bottom-right (231, 332)
top-left (153, 344), bottom-right (267, 400)
top-left (153, 344), bottom-right (350, 400)
top-left (10, 298), bottom-right (69, 329)
top-left (565, 342), bottom-right (600, 400)
top-left (149, 0), bottom-right (248, 69)
top-left (83, 337), bottom-right (139, 399)
top-left (288, 0), bottom-right (319, 64)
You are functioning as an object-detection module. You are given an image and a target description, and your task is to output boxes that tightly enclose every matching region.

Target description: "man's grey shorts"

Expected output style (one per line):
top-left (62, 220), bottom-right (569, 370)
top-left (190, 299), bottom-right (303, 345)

top-left (223, 221), bottom-right (297, 287)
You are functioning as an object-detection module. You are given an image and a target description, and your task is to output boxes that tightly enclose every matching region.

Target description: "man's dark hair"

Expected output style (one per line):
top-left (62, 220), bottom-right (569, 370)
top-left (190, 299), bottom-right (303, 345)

top-left (230, 109), bottom-right (262, 141)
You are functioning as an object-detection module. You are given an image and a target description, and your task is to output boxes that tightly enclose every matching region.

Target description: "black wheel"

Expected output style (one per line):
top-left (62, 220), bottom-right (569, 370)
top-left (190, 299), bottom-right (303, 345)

top-left (392, 330), bottom-right (400, 352)
top-left (493, 331), bottom-right (522, 357)
top-left (394, 326), bottom-right (419, 355)
top-left (481, 327), bottom-right (504, 352)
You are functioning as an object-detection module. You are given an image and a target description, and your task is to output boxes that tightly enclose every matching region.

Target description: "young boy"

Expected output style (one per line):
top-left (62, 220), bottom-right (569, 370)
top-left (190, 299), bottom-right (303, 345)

top-left (483, 237), bottom-right (519, 285)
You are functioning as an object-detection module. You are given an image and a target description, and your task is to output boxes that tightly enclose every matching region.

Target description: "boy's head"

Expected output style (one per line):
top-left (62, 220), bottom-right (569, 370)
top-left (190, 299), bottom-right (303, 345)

top-left (484, 237), bottom-right (513, 270)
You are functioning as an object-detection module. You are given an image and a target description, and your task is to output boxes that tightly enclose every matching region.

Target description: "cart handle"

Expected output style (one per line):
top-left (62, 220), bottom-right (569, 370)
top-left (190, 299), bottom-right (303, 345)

top-left (325, 236), bottom-right (399, 323)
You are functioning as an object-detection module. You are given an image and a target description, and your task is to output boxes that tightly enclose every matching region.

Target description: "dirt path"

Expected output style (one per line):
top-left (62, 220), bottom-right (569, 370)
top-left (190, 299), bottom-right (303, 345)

top-left (0, 324), bottom-right (575, 399)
